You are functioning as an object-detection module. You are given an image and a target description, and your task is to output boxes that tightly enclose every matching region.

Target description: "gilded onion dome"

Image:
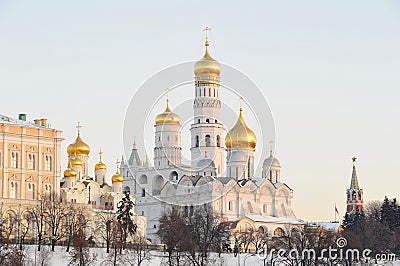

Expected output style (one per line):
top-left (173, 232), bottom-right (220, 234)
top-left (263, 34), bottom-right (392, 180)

top-left (194, 27), bottom-right (220, 77)
top-left (64, 161), bottom-right (77, 178)
top-left (155, 96), bottom-right (180, 125)
top-left (67, 123), bottom-right (90, 156)
top-left (112, 160), bottom-right (123, 183)
top-left (95, 149), bottom-right (107, 171)
top-left (225, 102), bottom-right (257, 151)
top-left (69, 155), bottom-right (83, 167)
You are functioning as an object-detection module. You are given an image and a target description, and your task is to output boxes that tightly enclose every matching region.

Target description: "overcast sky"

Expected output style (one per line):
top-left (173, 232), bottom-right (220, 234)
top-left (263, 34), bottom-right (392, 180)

top-left (1, 0), bottom-right (399, 221)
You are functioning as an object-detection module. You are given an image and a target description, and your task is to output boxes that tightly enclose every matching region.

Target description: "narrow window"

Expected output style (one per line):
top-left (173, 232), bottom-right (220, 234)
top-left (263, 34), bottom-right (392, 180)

top-left (216, 135), bottom-right (220, 147)
top-left (195, 135), bottom-right (199, 147)
top-left (205, 135), bottom-right (211, 147)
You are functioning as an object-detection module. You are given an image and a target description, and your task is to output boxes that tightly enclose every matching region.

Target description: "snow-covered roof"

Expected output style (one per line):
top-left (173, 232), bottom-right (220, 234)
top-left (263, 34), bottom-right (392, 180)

top-left (246, 215), bottom-right (305, 225)
top-left (308, 222), bottom-right (340, 232)
top-left (0, 114), bottom-right (57, 130)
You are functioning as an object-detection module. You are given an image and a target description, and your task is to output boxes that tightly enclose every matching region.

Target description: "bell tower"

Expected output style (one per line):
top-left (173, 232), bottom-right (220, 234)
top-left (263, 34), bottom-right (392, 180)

top-left (190, 27), bottom-right (225, 176)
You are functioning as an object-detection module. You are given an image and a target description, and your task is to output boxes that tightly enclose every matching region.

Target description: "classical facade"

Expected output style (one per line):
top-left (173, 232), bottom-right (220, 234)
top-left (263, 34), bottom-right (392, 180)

top-left (0, 114), bottom-right (63, 209)
top-left (346, 157), bottom-right (364, 213)
top-left (122, 31), bottom-right (301, 243)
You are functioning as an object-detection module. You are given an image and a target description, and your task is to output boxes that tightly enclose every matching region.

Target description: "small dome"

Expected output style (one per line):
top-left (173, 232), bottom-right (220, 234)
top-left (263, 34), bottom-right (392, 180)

top-left (112, 161), bottom-right (123, 183)
top-left (70, 156), bottom-right (83, 167)
top-left (225, 106), bottom-right (257, 151)
top-left (67, 131), bottom-right (90, 156)
top-left (197, 158), bottom-right (215, 169)
top-left (95, 150), bottom-right (107, 171)
top-left (155, 98), bottom-right (180, 125)
top-left (95, 162), bottom-right (107, 171)
top-left (194, 46), bottom-right (220, 77)
top-left (64, 161), bottom-right (77, 178)
top-left (263, 156), bottom-right (281, 168)
top-left (112, 173), bottom-right (123, 183)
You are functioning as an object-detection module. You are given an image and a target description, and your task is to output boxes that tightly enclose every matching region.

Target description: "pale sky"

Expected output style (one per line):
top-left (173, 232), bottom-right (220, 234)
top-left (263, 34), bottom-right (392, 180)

top-left (1, 0), bottom-right (399, 221)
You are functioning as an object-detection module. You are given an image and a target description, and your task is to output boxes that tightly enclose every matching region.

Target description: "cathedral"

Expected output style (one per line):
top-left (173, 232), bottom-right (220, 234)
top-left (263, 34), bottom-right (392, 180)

top-left (121, 30), bottom-right (302, 243)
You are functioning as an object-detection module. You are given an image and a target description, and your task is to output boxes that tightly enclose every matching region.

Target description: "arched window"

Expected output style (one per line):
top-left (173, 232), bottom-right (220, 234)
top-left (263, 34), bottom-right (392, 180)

top-left (32, 184), bottom-right (35, 199)
top-left (274, 227), bottom-right (285, 237)
top-left (195, 135), bottom-right (199, 147)
top-left (206, 119), bottom-right (210, 123)
top-left (216, 135), bottom-right (220, 147)
top-left (15, 153), bottom-right (19, 168)
top-left (209, 88), bottom-right (211, 96)
top-left (49, 156), bottom-right (53, 171)
top-left (205, 135), bottom-right (211, 147)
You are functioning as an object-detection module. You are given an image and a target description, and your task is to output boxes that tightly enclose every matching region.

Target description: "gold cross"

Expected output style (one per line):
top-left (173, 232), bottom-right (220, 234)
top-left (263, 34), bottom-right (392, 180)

top-left (99, 149), bottom-right (103, 161)
top-left (76, 122), bottom-right (82, 133)
top-left (239, 97), bottom-right (243, 112)
top-left (116, 159), bottom-right (120, 168)
top-left (203, 26), bottom-right (212, 46)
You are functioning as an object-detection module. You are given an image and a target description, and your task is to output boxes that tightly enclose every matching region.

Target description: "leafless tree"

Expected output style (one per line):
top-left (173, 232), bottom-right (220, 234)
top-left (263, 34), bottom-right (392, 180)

top-left (68, 209), bottom-right (96, 266)
top-left (95, 211), bottom-right (117, 254)
top-left (29, 194), bottom-right (47, 251)
top-left (19, 212), bottom-right (33, 250)
top-left (184, 207), bottom-right (223, 266)
top-left (158, 208), bottom-right (188, 266)
top-left (119, 234), bottom-right (152, 266)
top-left (45, 192), bottom-right (69, 251)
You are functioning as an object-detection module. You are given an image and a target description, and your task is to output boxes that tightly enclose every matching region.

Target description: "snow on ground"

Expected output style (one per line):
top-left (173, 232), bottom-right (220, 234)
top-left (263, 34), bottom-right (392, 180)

top-left (23, 245), bottom-right (399, 266)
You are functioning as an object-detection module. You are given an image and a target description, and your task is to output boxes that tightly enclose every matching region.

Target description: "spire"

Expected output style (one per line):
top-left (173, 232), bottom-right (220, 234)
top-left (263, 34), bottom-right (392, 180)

top-left (350, 157), bottom-right (359, 190)
top-left (165, 88), bottom-right (171, 112)
top-left (133, 136), bottom-right (137, 149)
top-left (128, 139), bottom-right (142, 167)
top-left (269, 141), bottom-right (273, 157)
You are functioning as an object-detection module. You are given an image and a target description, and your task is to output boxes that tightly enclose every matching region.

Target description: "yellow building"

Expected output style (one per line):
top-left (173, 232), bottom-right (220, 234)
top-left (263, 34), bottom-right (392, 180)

top-left (0, 113), bottom-right (63, 205)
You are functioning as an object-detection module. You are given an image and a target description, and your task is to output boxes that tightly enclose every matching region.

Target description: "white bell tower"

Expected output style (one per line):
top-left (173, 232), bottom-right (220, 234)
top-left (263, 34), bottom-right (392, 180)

top-left (190, 27), bottom-right (225, 176)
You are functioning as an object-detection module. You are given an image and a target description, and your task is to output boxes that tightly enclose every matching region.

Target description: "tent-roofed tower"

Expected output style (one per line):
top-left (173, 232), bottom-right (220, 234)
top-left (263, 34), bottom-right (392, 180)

top-left (346, 157), bottom-right (364, 213)
top-left (190, 26), bottom-right (225, 176)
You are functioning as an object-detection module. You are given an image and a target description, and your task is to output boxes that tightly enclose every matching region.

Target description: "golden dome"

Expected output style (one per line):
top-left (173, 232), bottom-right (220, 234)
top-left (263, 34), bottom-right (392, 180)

top-left (194, 46), bottom-right (220, 77)
top-left (95, 149), bottom-right (107, 171)
top-left (70, 156), bottom-right (83, 167)
top-left (64, 161), bottom-right (77, 178)
top-left (194, 26), bottom-right (220, 77)
top-left (225, 104), bottom-right (257, 151)
top-left (67, 123), bottom-right (90, 156)
top-left (155, 97), bottom-right (180, 125)
top-left (112, 160), bottom-right (123, 183)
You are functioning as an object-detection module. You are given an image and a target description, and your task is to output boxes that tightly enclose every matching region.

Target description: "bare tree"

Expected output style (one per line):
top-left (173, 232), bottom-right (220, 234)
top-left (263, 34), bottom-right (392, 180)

top-left (157, 208), bottom-right (188, 266)
top-left (29, 195), bottom-right (47, 251)
top-left (119, 234), bottom-right (152, 266)
top-left (185, 207), bottom-right (223, 266)
top-left (68, 210), bottom-right (96, 266)
top-left (95, 211), bottom-right (117, 253)
top-left (19, 212), bottom-right (33, 250)
top-left (45, 192), bottom-right (69, 251)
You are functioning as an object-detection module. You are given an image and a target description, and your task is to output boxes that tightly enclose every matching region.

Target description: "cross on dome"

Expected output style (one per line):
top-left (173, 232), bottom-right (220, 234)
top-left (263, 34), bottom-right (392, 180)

top-left (203, 26), bottom-right (211, 46)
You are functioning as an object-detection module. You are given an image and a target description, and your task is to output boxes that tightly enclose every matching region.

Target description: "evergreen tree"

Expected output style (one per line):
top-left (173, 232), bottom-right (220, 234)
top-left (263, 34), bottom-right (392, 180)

top-left (380, 196), bottom-right (391, 227)
top-left (117, 190), bottom-right (138, 252)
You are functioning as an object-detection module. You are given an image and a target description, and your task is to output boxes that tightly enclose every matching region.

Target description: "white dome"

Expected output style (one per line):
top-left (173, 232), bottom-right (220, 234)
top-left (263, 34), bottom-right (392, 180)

top-left (263, 156), bottom-right (281, 168)
top-left (197, 158), bottom-right (215, 169)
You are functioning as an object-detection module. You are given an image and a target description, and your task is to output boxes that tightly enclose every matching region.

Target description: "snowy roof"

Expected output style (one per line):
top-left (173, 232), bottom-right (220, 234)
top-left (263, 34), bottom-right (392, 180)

top-left (0, 114), bottom-right (57, 130)
top-left (308, 222), bottom-right (340, 232)
top-left (246, 215), bottom-right (305, 225)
